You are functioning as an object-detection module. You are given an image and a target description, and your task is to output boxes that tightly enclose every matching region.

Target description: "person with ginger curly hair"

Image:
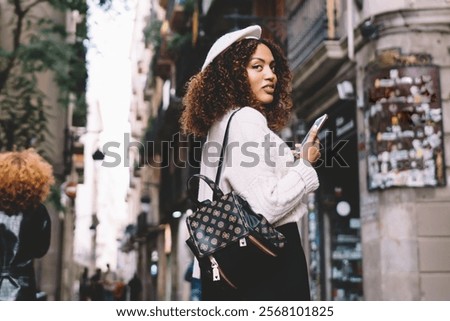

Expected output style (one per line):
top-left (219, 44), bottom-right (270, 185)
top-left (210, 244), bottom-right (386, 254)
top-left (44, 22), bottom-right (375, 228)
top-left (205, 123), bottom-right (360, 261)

top-left (181, 26), bottom-right (321, 300)
top-left (0, 149), bottom-right (54, 300)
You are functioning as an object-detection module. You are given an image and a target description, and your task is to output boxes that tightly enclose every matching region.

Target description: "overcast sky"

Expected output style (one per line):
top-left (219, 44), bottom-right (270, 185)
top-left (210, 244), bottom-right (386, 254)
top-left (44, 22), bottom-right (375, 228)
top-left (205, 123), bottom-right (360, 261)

top-left (74, 0), bottom-right (136, 271)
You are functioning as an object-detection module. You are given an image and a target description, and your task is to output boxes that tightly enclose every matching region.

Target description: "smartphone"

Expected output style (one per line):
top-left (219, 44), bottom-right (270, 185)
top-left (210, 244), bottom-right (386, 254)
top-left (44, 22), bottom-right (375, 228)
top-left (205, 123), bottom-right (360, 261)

top-left (298, 114), bottom-right (328, 150)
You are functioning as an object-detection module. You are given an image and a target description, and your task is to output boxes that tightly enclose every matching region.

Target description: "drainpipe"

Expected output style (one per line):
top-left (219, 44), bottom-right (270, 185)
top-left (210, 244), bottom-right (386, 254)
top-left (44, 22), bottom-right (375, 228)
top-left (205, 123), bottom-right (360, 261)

top-left (347, 0), bottom-right (355, 61)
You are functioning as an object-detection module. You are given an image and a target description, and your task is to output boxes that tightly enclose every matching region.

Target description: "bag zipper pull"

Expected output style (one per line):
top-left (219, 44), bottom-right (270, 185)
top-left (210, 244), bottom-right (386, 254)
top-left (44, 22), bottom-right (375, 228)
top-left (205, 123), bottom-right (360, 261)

top-left (239, 237), bottom-right (247, 247)
top-left (209, 256), bottom-right (220, 281)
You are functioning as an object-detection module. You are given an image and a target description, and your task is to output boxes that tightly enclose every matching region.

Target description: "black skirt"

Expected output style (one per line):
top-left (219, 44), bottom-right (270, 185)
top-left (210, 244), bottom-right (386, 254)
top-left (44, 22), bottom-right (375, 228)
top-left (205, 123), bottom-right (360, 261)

top-left (200, 222), bottom-right (311, 301)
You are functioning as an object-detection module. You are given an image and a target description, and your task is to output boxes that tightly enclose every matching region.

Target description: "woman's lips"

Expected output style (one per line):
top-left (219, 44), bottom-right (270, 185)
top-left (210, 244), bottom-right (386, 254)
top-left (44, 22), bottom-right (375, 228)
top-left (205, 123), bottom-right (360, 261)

top-left (263, 85), bottom-right (274, 94)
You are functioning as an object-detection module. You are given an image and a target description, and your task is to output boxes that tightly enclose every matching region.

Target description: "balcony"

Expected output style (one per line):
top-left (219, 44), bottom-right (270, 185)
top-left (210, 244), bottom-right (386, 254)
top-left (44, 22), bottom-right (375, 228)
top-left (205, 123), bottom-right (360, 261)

top-left (288, 0), bottom-right (331, 71)
top-left (288, 0), bottom-right (348, 93)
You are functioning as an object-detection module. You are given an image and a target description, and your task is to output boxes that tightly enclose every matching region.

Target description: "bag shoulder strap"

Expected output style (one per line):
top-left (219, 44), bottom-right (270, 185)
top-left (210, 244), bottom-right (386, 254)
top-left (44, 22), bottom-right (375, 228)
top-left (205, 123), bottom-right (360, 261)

top-left (186, 108), bottom-right (241, 207)
top-left (214, 108), bottom-right (241, 185)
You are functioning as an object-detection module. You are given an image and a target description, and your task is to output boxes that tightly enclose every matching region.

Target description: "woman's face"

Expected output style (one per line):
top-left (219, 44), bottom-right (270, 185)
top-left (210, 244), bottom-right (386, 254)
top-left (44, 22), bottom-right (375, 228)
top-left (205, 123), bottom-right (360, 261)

top-left (246, 43), bottom-right (277, 105)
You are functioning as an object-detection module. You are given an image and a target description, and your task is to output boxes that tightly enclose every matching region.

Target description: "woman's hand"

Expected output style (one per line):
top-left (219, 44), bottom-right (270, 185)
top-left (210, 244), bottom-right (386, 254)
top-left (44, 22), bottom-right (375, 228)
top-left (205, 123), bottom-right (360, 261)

top-left (292, 126), bottom-right (321, 164)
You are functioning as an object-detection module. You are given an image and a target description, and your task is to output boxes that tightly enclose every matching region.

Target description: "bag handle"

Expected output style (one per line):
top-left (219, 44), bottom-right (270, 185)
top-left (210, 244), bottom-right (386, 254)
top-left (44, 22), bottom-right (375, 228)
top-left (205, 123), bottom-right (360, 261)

top-left (187, 174), bottom-right (224, 208)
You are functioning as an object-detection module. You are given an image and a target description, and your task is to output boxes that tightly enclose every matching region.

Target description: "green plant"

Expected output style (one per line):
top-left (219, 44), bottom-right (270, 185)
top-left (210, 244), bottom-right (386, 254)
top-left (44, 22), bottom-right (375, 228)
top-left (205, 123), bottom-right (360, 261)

top-left (0, 0), bottom-right (120, 152)
top-left (183, 0), bottom-right (195, 17)
top-left (144, 19), bottom-right (163, 50)
top-left (0, 0), bottom-right (93, 151)
top-left (167, 32), bottom-right (192, 57)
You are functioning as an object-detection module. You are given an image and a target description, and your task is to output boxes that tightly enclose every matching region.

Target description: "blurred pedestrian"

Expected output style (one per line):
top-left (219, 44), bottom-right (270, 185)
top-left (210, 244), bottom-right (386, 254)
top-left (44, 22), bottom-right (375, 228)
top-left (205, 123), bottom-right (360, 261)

top-left (127, 272), bottom-right (142, 300)
top-left (113, 278), bottom-right (126, 301)
top-left (0, 149), bottom-right (54, 300)
top-left (79, 267), bottom-right (91, 300)
top-left (89, 268), bottom-right (104, 301)
top-left (102, 263), bottom-right (115, 300)
top-left (184, 260), bottom-right (201, 300)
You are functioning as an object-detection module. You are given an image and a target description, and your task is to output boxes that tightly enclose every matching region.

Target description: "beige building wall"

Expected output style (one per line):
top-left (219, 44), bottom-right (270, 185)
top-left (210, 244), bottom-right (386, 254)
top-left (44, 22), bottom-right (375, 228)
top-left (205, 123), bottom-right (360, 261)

top-left (289, 0), bottom-right (450, 300)
top-left (356, 3), bottom-right (450, 300)
top-left (0, 1), bottom-right (72, 300)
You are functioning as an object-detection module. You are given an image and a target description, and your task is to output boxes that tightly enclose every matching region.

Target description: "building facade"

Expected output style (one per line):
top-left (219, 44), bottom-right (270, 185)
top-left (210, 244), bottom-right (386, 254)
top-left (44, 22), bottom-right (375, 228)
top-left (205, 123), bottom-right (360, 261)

top-left (134, 0), bottom-right (450, 300)
top-left (288, 0), bottom-right (450, 300)
top-left (0, 1), bottom-right (88, 300)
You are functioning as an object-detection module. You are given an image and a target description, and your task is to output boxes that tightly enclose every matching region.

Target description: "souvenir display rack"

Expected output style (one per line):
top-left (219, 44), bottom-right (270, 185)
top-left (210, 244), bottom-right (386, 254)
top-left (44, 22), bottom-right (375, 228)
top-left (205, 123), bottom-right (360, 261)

top-left (364, 65), bottom-right (446, 190)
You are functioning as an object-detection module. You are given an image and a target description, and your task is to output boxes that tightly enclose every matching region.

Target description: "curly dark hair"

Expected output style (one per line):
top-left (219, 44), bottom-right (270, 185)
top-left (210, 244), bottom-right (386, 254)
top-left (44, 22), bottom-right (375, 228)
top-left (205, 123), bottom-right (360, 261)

top-left (180, 37), bottom-right (292, 137)
top-left (0, 149), bottom-right (55, 214)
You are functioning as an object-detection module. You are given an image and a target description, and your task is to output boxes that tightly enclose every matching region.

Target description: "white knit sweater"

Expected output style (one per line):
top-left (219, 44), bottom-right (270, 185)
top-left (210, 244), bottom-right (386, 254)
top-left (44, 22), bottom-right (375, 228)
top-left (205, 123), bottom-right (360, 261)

top-left (192, 107), bottom-right (320, 279)
top-left (198, 107), bottom-right (319, 227)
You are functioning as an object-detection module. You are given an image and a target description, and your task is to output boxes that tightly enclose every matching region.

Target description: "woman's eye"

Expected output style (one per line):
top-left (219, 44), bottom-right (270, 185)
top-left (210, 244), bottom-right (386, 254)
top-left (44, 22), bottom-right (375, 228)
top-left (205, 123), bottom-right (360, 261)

top-left (252, 65), bottom-right (263, 70)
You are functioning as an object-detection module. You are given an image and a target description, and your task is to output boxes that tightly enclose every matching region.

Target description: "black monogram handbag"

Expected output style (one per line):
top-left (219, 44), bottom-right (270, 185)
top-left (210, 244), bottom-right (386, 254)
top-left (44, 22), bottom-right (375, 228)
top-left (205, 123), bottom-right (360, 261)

top-left (185, 109), bottom-right (287, 289)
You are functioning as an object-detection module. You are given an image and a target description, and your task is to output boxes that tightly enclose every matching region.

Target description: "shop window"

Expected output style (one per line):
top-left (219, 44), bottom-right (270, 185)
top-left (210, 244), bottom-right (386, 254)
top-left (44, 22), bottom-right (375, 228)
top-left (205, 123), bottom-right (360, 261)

top-left (306, 100), bottom-right (363, 300)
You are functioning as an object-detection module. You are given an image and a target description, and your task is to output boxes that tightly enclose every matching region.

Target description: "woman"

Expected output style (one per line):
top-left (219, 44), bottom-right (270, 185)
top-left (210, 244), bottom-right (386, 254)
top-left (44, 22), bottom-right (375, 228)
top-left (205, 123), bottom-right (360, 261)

top-left (181, 25), bottom-right (321, 300)
top-left (0, 149), bottom-right (54, 300)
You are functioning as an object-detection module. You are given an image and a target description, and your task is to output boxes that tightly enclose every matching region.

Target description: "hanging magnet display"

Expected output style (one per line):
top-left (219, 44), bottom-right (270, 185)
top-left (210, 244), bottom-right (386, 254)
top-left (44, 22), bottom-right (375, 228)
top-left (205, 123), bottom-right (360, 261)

top-left (364, 63), bottom-right (446, 190)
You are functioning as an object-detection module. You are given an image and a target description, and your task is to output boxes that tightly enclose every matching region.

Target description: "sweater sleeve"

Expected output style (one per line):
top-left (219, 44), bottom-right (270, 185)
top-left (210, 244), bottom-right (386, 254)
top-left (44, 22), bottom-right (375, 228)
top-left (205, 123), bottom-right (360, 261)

top-left (221, 108), bottom-right (319, 225)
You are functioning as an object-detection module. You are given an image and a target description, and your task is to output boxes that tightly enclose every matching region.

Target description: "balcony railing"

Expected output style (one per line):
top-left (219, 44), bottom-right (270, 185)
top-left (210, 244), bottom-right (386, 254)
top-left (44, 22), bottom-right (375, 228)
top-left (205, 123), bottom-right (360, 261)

top-left (288, 0), bottom-right (331, 71)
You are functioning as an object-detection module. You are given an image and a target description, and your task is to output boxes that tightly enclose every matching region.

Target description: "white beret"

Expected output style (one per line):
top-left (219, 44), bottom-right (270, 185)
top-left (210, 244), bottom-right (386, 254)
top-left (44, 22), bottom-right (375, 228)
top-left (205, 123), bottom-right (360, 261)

top-left (201, 25), bottom-right (262, 71)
